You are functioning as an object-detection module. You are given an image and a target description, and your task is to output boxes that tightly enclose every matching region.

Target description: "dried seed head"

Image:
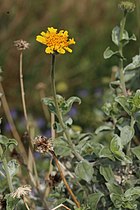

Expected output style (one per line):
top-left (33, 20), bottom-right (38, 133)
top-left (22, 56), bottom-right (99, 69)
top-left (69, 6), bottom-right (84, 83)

top-left (11, 185), bottom-right (31, 199)
top-left (14, 39), bottom-right (30, 51)
top-left (119, 1), bottom-right (135, 13)
top-left (33, 136), bottom-right (53, 154)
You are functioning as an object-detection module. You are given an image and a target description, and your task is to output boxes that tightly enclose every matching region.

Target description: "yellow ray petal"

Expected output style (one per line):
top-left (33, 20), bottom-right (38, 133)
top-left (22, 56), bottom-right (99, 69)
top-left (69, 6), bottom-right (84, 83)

top-left (57, 48), bottom-right (65, 54)
top-left (48, 27), bottom-right (57, 33)
top-left (36, 35), bottom-right (46, 44)
top-left (45, 47), bottom-right (54, 54)
top-left (64, 47), bottom-right (72, 53)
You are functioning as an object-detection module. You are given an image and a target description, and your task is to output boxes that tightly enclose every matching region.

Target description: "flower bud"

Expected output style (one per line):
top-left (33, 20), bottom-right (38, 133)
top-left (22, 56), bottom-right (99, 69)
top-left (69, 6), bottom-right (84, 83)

top-left (119, 1), bottom-right (135, 13)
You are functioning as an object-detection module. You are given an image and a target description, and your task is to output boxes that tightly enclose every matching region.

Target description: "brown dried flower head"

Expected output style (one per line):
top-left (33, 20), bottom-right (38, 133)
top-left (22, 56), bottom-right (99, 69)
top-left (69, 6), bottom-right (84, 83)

top-left (14, 39), bottom-right (30, 51)
top-left (33, 136), bottom-right (53, 154)
top-left (11, 185), bottom-right (31, 199)
top-left (119, 1), bottom-right (135, 13)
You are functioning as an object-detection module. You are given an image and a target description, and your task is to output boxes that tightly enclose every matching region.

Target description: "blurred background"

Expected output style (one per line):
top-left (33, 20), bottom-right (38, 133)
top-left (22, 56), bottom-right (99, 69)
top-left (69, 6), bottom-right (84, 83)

top-left (0, 0), bottom-right (140, 136)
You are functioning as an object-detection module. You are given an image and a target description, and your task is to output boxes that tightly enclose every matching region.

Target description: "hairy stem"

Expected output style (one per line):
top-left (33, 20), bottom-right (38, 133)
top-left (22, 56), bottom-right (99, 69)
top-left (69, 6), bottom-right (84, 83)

top-left (119, 13), bottom-right (127, 96)
top-left (50, 54), bottom-right (83, 161)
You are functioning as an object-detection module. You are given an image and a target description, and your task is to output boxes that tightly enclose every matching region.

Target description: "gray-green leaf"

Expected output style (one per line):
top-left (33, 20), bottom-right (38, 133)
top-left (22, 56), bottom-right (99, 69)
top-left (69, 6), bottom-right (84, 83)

top-left (103, 47), bottom-right (118, 59)
top-left (95, 125), bottom-right (113, 135)
top-left (87, 192), bottom-right (104, 209)
top-left (99, 165), bottom-right (115, 183)
top-left (54, 137), bottom-right (72, 157)
top-left (124, 55), bottom-right (140, 71)
top-left (42, 97), bottom-right (56, 114)
top-left (131, 145), bottom-right (140, 160)
top-left (7, 160), bottom-right (19, 177)
top-left (120, 125), bottom-right (134, 146)
top-left (75, 160), bottom-right (94, 183)
top-left (5, 194), bottom-right (19, 210)
top-left (110, 134), bottom-right (132, 163)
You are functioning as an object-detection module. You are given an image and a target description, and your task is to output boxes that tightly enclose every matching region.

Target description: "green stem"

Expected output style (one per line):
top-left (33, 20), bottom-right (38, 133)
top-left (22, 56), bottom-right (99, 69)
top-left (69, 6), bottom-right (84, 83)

top-left (20, 52), bottom-right (28, 126)
top-left (126, 116), bottom-right (135, 157)
top-left (50, 54), bottom-right (83, 161)
top-left (119, 13), bottom-right (127, 96)
top-left (0, 145), bottom-right (14, 192)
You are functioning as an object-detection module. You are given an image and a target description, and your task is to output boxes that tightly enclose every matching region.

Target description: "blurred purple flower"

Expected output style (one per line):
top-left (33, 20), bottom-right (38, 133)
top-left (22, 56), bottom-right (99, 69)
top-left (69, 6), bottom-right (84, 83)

top-left (77, 89), bottom-right (89, 98)
top-left (43, 129), bottom-right (51, 138)
top-left (5, 123), bottom-right (11, 132)
top-left (69, 106), bottom-right (78, 117)
top-left (10, 109), bottom-right (17, 119)
top-left (94, 88), bottom-right (102, 98)
top-left (36, 118), bottom-right (46, 128)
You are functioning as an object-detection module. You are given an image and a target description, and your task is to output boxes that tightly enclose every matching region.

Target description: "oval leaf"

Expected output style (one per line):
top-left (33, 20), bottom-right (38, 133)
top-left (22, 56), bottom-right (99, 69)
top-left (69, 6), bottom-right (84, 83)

top-left (120, 125), bottom-right (134, 146)
top-left (100, 165), bottom-right (115, 183)
top-left (103, 47), bottom-right (118, 59)
top-left (87, 192), bottom-right (104, 209)
top-left (75, 160), bottom-right (94, 183)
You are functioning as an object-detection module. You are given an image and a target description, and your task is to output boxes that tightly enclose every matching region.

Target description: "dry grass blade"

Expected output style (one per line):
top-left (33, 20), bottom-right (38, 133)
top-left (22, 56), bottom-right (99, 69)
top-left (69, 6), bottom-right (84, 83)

top-left (51, 203), bottom-right (71, 210)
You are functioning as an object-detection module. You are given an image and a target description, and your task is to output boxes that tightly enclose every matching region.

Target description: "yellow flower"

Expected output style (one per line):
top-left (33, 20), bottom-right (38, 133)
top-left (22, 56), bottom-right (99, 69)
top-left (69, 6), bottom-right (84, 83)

top-left (36, 27), bottom-right (76, 54)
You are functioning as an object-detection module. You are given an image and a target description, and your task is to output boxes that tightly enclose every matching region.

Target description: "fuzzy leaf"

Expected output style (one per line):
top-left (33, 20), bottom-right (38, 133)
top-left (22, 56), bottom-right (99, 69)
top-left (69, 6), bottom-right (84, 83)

top-left (115, 96), bottom-right (131, 115)
top-left (75, 160), bottom-right (94, 183)
top-left (5, 194), bottom-right (19, 210)
top-left (100, 165), bottom-right (115, 183)
top-left (110, 134), bottom-right (132, 163)
top-left (0, 135), bottom-right (9, 145)
top-left (95, 125), bottom-right (113, 135)
top-left (87, 192), bottom-right (104, 209)
top-left (65, 117), bottom-right (73, 126)
top-left (125, 187), bottom-right (140, 200)
top-left (106, 183), bottom-right (122, 195)
top-left (109, 80), bottom-right (120, 89)
top-left (66, 96), bottom-right (81, 112)
top-left (7, 160), bottom-right (19, 177)
top-left (54, 137), bottom-right (72, 157)
top-left (131, 145), bottom-right (140, 160)
top-left (131, 90), bottom-right (140, 109)
top-left (124, 55), bottom-right (140, 71)
top-left (53, 122), bottom-right (63, 133)
top-left (103, 47), bottom-right (118, 59)
top-left (110, 193), bottom-right (122, 208)
top-left (0, 135), bottom-right (17, 156)
top-left (112, 26), bottom-right (120, 46)
top-left (42, 97), bottom-right (56, 114)
top-left (99, 146), bottom-right (115, 160)
top-left (120, 125), bottom-right (134, 146)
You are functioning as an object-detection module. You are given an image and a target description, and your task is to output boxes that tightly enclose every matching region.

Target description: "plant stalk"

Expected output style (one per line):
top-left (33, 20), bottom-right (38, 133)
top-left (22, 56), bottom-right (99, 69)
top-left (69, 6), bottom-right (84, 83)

top-left (20, 52), bottom-right (28, 125)
top-left (50, 151), bottom-right (80, 208)
top-left (119, 13), bottom-right (127, 96)
top-left (50, 54), bottom-right (83, 161)
top-left (19, 51), bottom-right (50, 210)
top-left (126, 116), bottom-right (135, 157)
